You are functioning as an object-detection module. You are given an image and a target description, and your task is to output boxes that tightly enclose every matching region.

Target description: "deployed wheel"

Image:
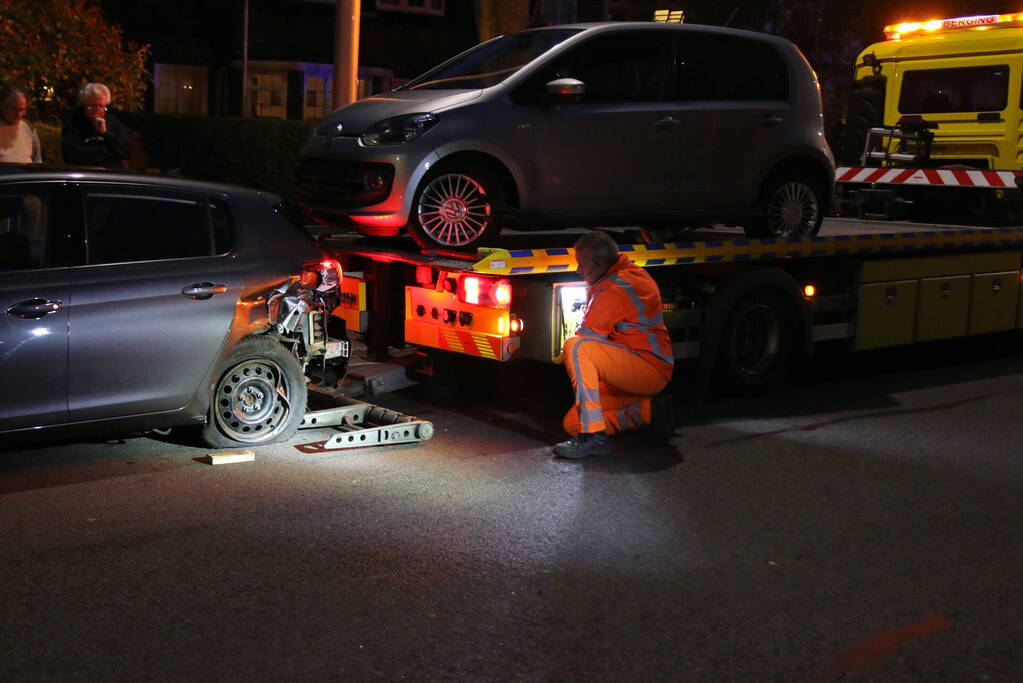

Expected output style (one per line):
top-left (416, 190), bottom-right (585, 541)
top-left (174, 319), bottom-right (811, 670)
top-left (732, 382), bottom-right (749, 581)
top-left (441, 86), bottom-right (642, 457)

top-left (718, 290), bottom-right (795, 389)
top-left (407, 164), bottom-right (505, 250)
top-left (201, 337), bottom-right (307, 448)
top-left (744, 176), bottom-right (823, 239)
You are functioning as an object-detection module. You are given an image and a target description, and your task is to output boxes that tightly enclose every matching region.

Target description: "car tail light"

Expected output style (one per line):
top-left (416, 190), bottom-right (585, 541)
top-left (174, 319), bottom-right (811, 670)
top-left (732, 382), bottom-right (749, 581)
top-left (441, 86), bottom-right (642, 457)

top-left (457, 274), bottom-right (512, 309)
top-left (302, 258), bottom-right (343, 290)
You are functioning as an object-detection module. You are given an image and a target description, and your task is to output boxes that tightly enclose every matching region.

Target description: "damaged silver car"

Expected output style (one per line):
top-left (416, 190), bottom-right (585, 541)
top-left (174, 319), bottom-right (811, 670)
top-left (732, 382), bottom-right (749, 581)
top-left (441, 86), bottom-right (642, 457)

top-left (0, 169), bottom-right (348, 447)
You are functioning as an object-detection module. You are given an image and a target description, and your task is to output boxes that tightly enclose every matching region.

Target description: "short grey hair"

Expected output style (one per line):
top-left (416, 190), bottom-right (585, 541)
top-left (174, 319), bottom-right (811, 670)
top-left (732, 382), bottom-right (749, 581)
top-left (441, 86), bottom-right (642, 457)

top-left (78, 83), bottom-right (111, 104)
top-left (574, 231), bottom-right (619, 269)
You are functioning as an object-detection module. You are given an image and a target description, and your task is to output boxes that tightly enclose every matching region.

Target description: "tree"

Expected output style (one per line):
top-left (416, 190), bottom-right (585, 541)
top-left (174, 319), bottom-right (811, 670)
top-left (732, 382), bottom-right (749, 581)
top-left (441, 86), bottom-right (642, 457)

top-left (0, 0), bottom-right (149, 120)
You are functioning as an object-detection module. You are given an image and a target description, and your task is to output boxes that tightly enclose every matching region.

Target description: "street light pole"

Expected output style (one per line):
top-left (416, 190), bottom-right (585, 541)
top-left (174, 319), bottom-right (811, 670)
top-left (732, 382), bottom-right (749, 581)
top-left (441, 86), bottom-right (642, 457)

top-left (242, 0), bottom-right (250, 117)
top-left (333, 0), bottom-right (361, 109)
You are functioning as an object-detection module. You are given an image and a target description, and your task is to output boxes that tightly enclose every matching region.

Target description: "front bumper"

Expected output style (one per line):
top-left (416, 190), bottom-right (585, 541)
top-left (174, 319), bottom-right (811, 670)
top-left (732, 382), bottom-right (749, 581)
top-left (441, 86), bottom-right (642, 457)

top-left (296, 136), bottom-right (436, 235)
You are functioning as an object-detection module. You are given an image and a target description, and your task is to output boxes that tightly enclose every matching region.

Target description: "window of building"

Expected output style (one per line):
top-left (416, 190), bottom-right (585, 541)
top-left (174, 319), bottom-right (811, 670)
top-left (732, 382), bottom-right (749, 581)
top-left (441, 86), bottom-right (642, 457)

top-left (305, 75), bottom-right (330, 120)
top-left (376, 0), bottom-right (445, 16)
top-left (538, 0), bottom-right (578, 24)
top-left (154, 64), bottom-right (208, 115)
top-left (251, 72), bottom-right (287, 118)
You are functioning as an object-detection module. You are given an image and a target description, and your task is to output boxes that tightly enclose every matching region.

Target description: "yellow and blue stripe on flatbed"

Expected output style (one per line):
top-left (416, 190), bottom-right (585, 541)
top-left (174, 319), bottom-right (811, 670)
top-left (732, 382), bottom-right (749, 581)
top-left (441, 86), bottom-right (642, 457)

top-left (471, 228), bottom-right (1023, 275)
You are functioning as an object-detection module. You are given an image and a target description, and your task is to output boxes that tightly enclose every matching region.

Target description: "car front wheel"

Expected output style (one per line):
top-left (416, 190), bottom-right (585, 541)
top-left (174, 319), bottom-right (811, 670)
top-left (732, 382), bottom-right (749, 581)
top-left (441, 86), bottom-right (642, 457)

top-left (408, 164), bottom-right (505, 251)
top-left (201, 337), bottom-right (307, 448)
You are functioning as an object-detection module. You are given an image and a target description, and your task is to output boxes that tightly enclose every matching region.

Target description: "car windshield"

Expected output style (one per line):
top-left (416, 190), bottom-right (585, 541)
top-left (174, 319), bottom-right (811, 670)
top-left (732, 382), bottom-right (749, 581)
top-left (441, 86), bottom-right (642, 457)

top-left (401, 28), bottom-right (583, 91)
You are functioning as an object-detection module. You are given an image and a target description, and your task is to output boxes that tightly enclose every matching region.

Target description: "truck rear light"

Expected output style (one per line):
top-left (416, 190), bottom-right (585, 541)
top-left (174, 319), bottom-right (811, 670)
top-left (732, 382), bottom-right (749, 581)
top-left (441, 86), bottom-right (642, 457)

top-left (457, 274), bottom-right (512, 309)
top-left (509, 315), bottom-right (524, 334)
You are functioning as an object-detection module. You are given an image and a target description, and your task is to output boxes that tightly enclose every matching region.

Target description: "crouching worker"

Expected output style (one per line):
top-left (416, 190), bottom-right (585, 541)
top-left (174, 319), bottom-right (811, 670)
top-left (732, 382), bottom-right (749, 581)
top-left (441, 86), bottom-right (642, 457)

top-left (554, 231), bottom-right (675, 459)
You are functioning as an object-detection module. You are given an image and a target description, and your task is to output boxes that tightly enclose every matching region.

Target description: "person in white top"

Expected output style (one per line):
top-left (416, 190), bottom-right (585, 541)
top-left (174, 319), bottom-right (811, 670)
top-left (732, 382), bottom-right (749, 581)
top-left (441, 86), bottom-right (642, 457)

top-left (0, 85), bottom-right (42, 164)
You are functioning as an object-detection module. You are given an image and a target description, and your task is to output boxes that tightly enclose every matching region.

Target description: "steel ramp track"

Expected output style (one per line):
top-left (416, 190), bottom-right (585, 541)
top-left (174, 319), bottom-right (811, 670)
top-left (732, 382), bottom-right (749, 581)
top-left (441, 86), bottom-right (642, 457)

top-left (300, 388), bottom-right (434, 451)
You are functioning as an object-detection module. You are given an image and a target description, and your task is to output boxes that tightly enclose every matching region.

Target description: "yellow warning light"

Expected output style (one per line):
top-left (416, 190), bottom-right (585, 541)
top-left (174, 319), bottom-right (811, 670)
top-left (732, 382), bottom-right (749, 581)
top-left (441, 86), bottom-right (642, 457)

top-left (803, 284), bottom-right (816, 298)
top-left (883, 12), bottom-right (1023, 40)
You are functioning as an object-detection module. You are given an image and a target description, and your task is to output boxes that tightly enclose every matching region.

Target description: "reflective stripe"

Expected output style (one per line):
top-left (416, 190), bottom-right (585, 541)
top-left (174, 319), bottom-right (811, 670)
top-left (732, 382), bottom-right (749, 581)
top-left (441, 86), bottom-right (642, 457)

top-left (608, 274), bottom-right (674, 366)
top-left (572, 338), bottom-right (606, 433)
top-left (578, 324), bottom-right (607, 339)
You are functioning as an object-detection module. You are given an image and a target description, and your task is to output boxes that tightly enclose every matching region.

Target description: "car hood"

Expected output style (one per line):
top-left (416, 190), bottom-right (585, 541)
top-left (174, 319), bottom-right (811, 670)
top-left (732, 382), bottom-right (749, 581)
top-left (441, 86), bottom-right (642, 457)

top-left (315, 89), bottom-right (484, 136)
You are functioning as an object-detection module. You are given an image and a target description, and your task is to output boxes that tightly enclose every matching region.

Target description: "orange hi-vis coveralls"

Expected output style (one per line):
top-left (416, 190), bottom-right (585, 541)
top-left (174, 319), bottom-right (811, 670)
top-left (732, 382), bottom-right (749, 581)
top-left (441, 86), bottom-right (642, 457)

top-left (563, 254), bottom-right (674, 436)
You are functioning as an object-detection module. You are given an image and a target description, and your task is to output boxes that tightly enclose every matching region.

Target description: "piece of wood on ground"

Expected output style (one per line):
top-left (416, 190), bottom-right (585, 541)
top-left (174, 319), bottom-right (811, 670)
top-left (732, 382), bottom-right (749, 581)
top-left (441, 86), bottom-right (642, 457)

top-left (206, 449), bottom-right (255, 465)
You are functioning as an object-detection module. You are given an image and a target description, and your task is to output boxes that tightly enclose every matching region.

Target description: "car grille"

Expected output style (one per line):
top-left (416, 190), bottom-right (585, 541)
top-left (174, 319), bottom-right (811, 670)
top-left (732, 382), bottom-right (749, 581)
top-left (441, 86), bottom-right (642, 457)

top-left (295, 158), bottom-right (394, 213)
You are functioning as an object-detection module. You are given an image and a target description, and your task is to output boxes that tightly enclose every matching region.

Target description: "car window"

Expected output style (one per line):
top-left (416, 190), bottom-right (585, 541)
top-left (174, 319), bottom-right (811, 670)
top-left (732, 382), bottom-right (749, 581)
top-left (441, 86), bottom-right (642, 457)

top-left (676, 33), bottom-right (789, 101)
top-left (403, 28), bottom-right (582, 90)
top-left (898, 65), bottom-right (1008, 113)
top-left (552, 32), bottom-right (674, 102)
top-left (0, 186), bottom-right (54, 271)
top-left (83, 190), bottom-right (231, 265)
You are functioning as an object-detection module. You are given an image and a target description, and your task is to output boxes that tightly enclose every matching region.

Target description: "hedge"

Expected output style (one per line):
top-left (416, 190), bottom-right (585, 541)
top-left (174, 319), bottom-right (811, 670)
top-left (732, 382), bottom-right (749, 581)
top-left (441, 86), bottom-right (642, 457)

top-left (33, 113), bottom-right (316, 198)
top-left (120, 113), bottom-right (316, 198)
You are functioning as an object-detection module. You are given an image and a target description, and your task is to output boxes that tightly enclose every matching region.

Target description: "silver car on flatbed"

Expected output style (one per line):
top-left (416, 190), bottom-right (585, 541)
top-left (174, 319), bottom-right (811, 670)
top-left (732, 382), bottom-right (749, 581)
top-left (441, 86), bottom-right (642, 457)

top-left (0, 168), bottom-right (347, 447)
top-left (297, 21), bottom-right (834, 251)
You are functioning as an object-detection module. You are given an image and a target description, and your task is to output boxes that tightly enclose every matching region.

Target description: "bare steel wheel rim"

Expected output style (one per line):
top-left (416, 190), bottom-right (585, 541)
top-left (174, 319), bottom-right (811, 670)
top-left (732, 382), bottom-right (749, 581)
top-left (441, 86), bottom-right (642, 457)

top-left (214, 358), bottom-right (292, 442)
top-left (417, 173), bottom-right (492, 247)
top-left (731, 303), bottom-right (781, 375)
top-left (767, 182), bottom-right (818, 237)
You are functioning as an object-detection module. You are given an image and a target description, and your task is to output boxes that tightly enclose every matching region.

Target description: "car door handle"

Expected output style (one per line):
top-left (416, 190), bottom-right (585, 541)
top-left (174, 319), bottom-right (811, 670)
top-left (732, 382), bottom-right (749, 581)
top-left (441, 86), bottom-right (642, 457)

top-left (762, 115), bottom-right (784, 126)
top-left (655, 115), bottom-right (682, 129)
top-left (181, 282), bottom-right (228, 300)
top-left (6, 298), bottom-right (63, 319)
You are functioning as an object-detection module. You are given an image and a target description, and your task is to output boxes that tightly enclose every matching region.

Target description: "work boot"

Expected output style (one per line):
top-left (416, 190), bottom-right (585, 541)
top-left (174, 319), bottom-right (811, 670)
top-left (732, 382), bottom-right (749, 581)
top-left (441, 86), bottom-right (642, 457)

top-left (648, 392), bottom-right (676, 440)
top-left (553, 431), bottom-right (609, 459)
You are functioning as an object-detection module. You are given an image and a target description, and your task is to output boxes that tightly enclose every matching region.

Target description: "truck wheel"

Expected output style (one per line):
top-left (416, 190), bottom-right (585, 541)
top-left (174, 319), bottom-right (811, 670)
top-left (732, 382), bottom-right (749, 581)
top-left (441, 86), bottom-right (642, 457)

top-left (718, 289), bottom-right (794, 389)
top-left (408, 164), bottom-right (505, 251)
top-left (836, 84), bottom-right (885, 165)
top-left (744, 176), bottom-right (823, 239)
top-left (201, 337), bottom-right (307, 448)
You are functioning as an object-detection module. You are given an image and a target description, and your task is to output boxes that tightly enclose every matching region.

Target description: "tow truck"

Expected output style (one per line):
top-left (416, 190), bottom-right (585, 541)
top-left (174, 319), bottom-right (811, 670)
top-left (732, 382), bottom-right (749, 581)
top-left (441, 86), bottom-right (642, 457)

top-left (834, 11), bottom-right (1023, 222)
top-left (322, 222), bottom-right (1023, 395)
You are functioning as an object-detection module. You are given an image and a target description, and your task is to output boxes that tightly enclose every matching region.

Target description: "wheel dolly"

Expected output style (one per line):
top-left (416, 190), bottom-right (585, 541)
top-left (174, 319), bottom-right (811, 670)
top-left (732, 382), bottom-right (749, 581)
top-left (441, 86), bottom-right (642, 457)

top-left (298, 386), bottom-right (435, 450)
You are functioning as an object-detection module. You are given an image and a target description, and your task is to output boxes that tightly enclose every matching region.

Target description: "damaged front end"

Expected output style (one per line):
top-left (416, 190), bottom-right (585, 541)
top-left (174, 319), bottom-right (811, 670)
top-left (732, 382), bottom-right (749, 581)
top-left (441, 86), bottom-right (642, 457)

top-left (267, 258), bottom-right (350, 389)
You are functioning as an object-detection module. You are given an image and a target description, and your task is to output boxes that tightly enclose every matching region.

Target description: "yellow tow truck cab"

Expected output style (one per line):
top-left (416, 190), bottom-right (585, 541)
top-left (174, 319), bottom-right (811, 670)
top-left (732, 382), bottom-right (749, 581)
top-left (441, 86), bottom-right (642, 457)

top-left (835, 12), bottom-right (1023, 220)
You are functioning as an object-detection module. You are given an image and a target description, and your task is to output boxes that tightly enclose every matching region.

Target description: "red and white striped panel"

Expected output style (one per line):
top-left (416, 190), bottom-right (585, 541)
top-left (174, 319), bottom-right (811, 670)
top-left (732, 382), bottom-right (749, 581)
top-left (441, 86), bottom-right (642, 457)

top-left (835, 166), bottom-right (1023, 188)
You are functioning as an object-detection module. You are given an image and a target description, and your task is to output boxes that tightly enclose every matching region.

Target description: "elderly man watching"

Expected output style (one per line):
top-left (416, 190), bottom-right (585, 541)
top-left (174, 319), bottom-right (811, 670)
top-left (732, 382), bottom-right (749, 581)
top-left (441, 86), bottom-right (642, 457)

top-left (0, 85), bottom-right (42, 163)
top-left (62, 83), bottom-right (132, 167)
top-left (554, 230), bottom-right (675, 459)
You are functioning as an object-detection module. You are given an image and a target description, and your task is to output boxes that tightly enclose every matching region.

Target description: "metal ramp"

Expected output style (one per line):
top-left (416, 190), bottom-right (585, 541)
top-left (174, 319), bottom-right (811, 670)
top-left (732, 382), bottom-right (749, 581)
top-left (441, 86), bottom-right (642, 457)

top-left (299, 387), bottom-right (434, 450)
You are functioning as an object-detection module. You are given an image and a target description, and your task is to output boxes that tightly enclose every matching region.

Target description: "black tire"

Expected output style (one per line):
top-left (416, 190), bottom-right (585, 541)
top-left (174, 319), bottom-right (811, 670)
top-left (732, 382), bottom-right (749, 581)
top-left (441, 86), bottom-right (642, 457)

top-left (743, 175), bottom-right (824, 239)
top-left (201, 337), bottom-right (307, 448)
top-left (718, 289), bottom-right (795, 389)
top-left (407, 163), bottom-right (505, 251)
top-left (836, 83), bottom-right (885, 165)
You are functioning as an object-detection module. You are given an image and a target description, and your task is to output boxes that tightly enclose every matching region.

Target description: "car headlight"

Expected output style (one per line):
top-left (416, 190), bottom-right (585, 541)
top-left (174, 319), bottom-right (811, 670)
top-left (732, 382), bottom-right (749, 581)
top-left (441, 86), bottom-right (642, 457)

top-left (360, 113), bottom-right (439, 146)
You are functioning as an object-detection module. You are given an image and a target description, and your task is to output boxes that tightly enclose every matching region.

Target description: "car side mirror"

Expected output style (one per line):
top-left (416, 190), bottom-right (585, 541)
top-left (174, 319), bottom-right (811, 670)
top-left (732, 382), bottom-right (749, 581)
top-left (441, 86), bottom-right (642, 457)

top-left (545, 78), bottom-right (585, 103)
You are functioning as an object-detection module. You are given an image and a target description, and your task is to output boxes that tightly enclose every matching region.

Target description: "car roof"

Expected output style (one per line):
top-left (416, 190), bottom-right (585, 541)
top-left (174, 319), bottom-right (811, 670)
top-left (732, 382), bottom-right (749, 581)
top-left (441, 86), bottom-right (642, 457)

top-left (529, 21), bottom-right (794, 46)
top-left (0, 164), bottom-right (266, 198)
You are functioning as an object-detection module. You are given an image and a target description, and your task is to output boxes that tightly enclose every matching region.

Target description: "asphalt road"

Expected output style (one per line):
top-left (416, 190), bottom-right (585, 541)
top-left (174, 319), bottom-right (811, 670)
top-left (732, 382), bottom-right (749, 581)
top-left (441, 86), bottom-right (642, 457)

top-left (3, 218), bottom-right (1023, 681)
top-left (3, 331), bottom-right (1023, 681)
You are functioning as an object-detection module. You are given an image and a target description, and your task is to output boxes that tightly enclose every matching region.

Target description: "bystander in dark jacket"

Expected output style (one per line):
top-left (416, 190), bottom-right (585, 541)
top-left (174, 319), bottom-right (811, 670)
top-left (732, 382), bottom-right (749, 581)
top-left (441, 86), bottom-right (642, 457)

top-left (62, 83), bottom-right (132, 167)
